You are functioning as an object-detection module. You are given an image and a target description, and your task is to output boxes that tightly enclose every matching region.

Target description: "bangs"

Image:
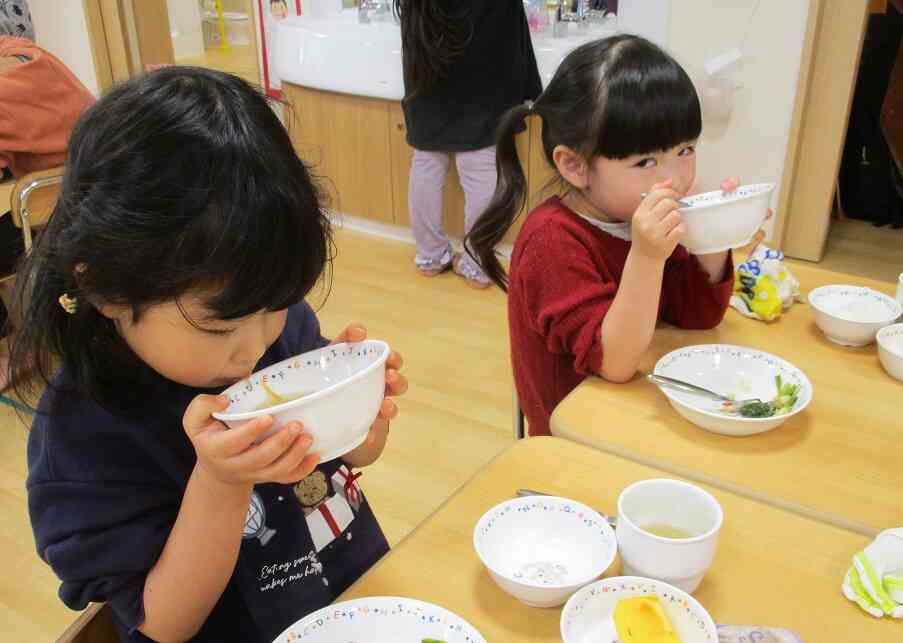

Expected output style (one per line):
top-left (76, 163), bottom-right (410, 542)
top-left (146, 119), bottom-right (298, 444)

top-left (154, 133), bottom-right (331, 321)
top-left (593, 46), bottom-right (701, 159)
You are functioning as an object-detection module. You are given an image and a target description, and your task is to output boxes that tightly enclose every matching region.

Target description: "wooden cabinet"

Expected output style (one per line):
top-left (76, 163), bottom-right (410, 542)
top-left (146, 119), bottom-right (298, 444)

top-left (283, 84), bottom-right (395, 224)
top-left (285, 83), bottom-right (550, 244)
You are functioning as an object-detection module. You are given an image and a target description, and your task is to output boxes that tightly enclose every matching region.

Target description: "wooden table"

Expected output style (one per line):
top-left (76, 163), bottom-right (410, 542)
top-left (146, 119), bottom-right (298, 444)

top-left (340, 438), bottom-right (898, 642)
top-left (550, 262), bottom-right (902, 537)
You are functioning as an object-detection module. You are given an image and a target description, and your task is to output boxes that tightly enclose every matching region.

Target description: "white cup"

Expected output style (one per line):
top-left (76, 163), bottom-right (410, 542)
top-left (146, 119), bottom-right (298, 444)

top-left (896, 272), bottom-right (903, 309)
top-left (616, 479), bottom-right (723, 593)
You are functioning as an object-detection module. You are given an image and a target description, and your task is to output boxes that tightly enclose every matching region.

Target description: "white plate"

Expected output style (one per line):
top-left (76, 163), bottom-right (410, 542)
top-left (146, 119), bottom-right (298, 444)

top-left (272, 596), bottom-right (486, 643)
top-left (560, 576), bottom-right (718, 643)
top-left (653, 344), bottom-right (812, 436)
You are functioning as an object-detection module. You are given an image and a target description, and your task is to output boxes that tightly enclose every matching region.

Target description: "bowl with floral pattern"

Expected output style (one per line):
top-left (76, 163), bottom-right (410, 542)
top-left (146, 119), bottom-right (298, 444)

top-left (678, 183), bottom-right (774, 254)
top-left (808, 285), bottom-right (902, 347)
top-left (561, 576), bottom-right (718, 643)
top-left (653, 344), bottom-right (812, 436)
top-left (272, 596), bottom-right (486, 643)
top-left (473, 496), bottom-right (617, 608)
top-left (213, 340), bottom-right (389, 462)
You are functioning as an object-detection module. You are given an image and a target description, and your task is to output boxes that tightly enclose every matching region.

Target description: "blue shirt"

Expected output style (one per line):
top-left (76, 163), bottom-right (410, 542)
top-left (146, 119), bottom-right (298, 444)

top-left (27, 303), bottom-right (389, 642)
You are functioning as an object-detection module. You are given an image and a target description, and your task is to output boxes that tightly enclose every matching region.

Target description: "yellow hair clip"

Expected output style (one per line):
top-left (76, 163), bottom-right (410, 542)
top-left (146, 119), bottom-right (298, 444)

top-left (58, 293), bottom-right (78, 314)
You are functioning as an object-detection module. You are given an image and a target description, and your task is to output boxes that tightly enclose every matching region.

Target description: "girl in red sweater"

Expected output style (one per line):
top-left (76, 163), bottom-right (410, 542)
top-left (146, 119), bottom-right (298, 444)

top-left (467, 35), bottom-right (754, 436)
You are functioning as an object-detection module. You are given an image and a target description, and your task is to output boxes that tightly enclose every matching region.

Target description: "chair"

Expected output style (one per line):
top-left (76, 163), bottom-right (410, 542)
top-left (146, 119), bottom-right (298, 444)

top-left (56, 603), bottom-right (119, 643)
top-left (10, 166), bottom-right (64, 254)
top-left (513, 388), bottom-right (525, 439)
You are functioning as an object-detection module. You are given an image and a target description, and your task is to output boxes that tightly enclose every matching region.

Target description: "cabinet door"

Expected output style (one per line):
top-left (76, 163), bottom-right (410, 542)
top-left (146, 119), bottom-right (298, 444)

top-left (284, 84), bottom-right (395, 224)
top-left (390, 102), bottom-right (532, 244)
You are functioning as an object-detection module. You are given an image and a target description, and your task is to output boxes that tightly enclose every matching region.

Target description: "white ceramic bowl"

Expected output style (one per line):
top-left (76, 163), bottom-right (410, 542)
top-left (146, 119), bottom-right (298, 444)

top-left (560, 576), bottom-right (718, 643)
top-left (877, 323), bottom-right (903, 382)
top-left (473, 496), bottom-right (617, 608)
top-left (678, 183), bottom-right (774, 254)
top-left (653, 344), bottom-right (812, 436)
top-left (213, 340), bottom-right (389, 462)
top-left (272, 596), bottom-right (486, 643)
top-left (808, 285), bottom-right (902, 347)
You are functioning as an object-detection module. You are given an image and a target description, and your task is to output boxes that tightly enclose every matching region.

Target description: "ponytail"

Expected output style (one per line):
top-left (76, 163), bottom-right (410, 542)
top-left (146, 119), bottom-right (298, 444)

top-left (465, 103), bottom-right (532, 292)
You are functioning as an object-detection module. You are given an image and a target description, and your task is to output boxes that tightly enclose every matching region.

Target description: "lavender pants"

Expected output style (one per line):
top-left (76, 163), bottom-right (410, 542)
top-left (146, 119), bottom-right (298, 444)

top-left (409, 146), bottom-right (497, 282)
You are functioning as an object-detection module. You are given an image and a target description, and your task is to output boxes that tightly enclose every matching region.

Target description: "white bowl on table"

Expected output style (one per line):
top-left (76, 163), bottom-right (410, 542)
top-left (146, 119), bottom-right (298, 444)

top-left (877, 323), bottom-right (903, 382)
top-left (808, 285), bottom-right (902, 347)
top-left (473, 496), bottom-right (617, 608)
top-left (677, 183), bottom-right (774, 254)
top-left (213, 340), bottom-right (389, 462)
top-left (272, 596), bottom-right (486, 643)
top-left (653, 344), bottom-right (812, 436)
top-left (560, 576), bottom-right (718, 643)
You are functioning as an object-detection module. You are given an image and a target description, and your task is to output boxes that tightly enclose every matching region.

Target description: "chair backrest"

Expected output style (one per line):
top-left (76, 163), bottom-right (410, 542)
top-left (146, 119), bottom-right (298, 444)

top-left (10, 166), bottom-right (64, 252)
top-left (56, 603), bottom-right (119, 643)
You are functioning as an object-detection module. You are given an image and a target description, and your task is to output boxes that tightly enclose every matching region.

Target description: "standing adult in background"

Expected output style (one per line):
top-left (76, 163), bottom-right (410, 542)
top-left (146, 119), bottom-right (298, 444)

top-left (394, 0), bottom-right (541, 288)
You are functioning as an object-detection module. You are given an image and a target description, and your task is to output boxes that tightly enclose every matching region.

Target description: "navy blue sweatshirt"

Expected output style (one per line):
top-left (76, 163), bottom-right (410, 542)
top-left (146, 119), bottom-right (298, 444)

top-left (27, 303), bottom-right (389, 642)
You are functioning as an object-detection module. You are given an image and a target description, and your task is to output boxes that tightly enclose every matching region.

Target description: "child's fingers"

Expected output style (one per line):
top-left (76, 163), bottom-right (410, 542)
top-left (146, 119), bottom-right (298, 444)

top-left (207, 415), bottom-right (275, 457)
top-left (666, 221), bottom-right (688, 244)
top-left (230, 421), bottom-right (306, 470)
top-left (274, 453), bottom-right (322, 486)
top-left (386, 350), bottom-right (404, 371)
top-left (377, 398), bottom-right (398, 420)
top-left (650, 199), bottom-right (683, 222)
top-left (765, 208), bottom-right (774, 220)
top-left (183, 394), bottom-right (231, 437)
top-left (721, 177), bottom-right (740, 192)
top-left (258, 434), bottom-right (319, 483)
top-left (385, 369), bottom-right (407, 397)
top-left (331, 323), bottom-right (367, 345)
top-left (659, 211), bottom-right (684, 235)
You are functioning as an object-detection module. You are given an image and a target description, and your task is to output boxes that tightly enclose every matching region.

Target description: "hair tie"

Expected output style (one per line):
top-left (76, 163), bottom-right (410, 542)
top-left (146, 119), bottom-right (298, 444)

top-left (59, 293), bottom-right (78, 315)
top-left (525, 100), bottom-right (535, 114)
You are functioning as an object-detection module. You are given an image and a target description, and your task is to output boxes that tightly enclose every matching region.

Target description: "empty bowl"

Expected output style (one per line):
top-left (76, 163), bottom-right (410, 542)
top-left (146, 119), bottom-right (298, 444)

top-left (213, 340), bottom-right (389, 462)
top-left (473, 496), bottom-right (617, 608)
top-left (560, 576), bottom-right (718, 643)
top-left (678, 183), bottom-right (774, 254)
top-left (877, 323), bottom-right (903, 382)
top-left (653, 344), bottom-right (812, 436)
top-left (808, 285), bottom-right (902, 347)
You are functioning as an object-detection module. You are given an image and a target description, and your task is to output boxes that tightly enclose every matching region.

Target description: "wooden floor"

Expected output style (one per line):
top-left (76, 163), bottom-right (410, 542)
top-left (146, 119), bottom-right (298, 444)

top-left (818, 217), bottom-right (903, 284)
top-left (0, 228), bottom-right (514, 640)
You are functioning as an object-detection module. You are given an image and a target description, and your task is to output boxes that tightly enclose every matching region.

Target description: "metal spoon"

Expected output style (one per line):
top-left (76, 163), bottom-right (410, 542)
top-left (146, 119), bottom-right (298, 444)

top-left (646, 374), bottom-right (764, 412)
top-left (516, 489), bottom-right (618, 529)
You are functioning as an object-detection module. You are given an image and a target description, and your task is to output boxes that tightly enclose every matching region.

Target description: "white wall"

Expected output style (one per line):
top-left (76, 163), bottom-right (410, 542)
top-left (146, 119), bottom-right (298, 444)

top-left (669, 1), bottom-right (809, 236)
top-left (29, 0), bottom-right (100, 95)
top-left (168, 0), bottom-right (205, 60)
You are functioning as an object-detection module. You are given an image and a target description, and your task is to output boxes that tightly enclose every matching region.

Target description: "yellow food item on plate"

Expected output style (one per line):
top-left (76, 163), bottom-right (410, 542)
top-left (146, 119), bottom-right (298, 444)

top-left (613, 596), bottom-right (681, 643)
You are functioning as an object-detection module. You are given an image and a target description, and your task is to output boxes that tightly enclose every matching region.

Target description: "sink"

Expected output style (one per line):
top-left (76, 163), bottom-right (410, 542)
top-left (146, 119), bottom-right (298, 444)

top-left (276, 11), bottom-right (404, 100)
top-left (276, 10), bottom-right (617, 100)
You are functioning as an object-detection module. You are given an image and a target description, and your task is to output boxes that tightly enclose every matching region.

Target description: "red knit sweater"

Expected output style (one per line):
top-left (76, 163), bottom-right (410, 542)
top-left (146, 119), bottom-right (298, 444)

top-left (509, 197), bottom-right (734, 436)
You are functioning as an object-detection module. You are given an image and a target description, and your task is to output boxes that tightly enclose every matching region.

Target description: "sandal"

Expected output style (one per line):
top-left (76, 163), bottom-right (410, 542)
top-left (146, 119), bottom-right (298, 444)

top-left (452, 253), bottom-right (491, 290)
top-left (415, 247), bottom-right (454, 277)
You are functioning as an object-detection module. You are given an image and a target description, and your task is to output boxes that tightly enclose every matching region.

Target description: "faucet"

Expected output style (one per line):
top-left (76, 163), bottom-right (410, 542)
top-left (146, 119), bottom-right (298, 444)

top-left (358, 0), bottom-right (390, 24)
top-left (550, 0), bottom-right (611, 38)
